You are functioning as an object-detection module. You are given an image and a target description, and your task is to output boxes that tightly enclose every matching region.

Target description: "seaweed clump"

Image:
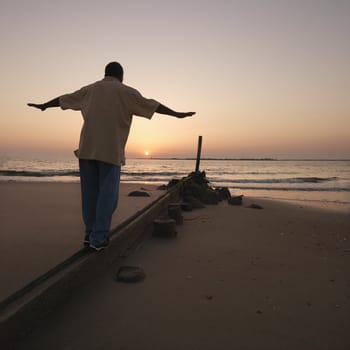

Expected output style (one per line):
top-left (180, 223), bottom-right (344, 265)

top-left (167, 171), bottom-right (232, 208)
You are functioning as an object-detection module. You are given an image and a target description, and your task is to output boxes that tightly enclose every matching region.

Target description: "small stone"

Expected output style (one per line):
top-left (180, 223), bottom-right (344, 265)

top-left (256, 309), bottom-right (263, 314)
top-left (128, 190), bottom-right (150, 197)
top-left (248, 203), bottom-right (263, 209)
top-left (206, 295), bottom-right (214, 300)
top-left (116, 266), bottom-right (145, 283)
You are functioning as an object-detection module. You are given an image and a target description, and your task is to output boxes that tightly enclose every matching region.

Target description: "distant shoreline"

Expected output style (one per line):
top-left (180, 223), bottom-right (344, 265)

top-left (134, 157), bottom-right (350, 162)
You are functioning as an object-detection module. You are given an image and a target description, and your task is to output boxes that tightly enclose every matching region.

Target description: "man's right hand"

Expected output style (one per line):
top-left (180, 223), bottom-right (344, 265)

top-left (156, 103), bottom-right (196, 119)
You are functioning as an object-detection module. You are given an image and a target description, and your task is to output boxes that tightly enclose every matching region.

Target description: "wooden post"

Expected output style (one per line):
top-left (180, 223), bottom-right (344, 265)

top-left (168, 203), bottom-right (183, 225)
top-left (195, 135), bottom-right (202, 172)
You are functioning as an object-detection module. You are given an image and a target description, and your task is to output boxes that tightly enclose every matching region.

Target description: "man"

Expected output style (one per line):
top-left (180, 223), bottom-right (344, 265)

top-left (28, 61), bottom-right (195, 251)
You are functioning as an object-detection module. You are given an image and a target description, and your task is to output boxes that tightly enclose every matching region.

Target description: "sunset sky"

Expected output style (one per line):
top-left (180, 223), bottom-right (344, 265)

top-left (1, 0), bottom-right (349, 159)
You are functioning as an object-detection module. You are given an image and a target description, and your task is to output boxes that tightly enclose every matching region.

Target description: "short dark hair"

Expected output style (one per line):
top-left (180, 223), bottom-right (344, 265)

top-left (105, 62), bottom-right (124, 80)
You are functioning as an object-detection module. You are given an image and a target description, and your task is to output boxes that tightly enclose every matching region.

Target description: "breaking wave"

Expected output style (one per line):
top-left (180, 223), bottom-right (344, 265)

top-left (0, 170), bottom-right (338, 183)
top-left (211, 177), bottom-right (338, 184)
top-left (0, 170), bottom-right (80, 177)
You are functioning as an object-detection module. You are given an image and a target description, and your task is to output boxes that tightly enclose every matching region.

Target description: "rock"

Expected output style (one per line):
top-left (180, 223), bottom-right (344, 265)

top-left (181, 202), bottom-right (193, 211)
top-left (157, 184), bottom-right (168, 190)
top-left (183, 195), bottom-right (205, 209)
top-left (188, 171), bottom-right (209, 185)
top-left (182, 172), bottom-right (219, 205)
top-left (115, 266), bottom-right (145, 283)
top-left (201, 188), bottom-right (220, 205)
top-left (128, 190), bottom-right (150, 197)
top-left (183, 180), bottom-right (204, 199)
top-left (248, 203), bottom-right (263, 209)
top-left (215, 187), bottom-right (231, 200)
top-left (228, 195), bottom-right (243, 205)
top-left (153, 218), bottom-right (177, 238)
top-left (167, 179), bottom-right (180, 188)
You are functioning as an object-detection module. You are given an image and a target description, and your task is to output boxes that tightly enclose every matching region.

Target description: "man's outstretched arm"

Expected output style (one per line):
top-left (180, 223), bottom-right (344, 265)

top-left (27, 97), bottom-right (60, 111)
top-left (156, 104), bottom-right (195, 118)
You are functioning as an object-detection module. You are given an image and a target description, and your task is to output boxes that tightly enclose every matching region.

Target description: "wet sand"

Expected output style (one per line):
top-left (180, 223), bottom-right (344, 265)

top-left (0, 182), bottom-right (165, 302)
top-left (14, 196), bottom-right (350, 350)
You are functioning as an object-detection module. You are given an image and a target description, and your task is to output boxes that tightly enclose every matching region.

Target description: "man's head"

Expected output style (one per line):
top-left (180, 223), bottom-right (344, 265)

top-left (105, 62), bottom-right (124, 82)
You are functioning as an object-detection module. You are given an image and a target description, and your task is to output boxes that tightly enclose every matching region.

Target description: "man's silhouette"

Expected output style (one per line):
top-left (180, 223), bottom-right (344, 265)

top-left (28, 61), bottom-right (195, 251)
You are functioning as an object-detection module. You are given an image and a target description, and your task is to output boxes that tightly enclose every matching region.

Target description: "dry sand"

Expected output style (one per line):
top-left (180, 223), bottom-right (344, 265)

top-left (14, 195), bottom-right (350, 350)
top-left (0, 182), bottom-right (165, 302)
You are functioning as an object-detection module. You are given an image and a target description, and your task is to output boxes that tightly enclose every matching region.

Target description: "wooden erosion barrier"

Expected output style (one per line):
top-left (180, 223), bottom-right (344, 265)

top-left (153, 136), bottom-right (203, 238)
top-left (0, 184), bottom-right (182, 347)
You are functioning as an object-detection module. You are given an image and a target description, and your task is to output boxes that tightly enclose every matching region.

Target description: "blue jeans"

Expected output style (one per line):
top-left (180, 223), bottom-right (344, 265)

top-left (79, 159), bottom-right (121, 246)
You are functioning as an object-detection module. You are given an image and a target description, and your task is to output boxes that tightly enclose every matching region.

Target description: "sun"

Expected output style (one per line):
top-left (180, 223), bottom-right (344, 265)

top-left (144, 151), bottom-right (150, 156)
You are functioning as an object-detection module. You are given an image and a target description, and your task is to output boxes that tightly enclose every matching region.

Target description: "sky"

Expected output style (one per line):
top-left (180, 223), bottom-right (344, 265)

top-left (0, 0), bottom-right (349, 159)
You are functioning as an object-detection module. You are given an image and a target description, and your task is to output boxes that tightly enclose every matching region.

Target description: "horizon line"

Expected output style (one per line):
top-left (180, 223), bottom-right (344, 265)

top-left (132, 157), bottom-right (350, 161)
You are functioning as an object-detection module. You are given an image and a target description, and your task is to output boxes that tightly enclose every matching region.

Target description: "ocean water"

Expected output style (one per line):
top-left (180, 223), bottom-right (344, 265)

top-left (0, 156), bottom-right (349, 207)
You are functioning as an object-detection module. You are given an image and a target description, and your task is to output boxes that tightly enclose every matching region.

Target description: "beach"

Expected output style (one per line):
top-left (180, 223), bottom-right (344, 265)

top-left (6, 182), bottom-right (350, 349)
top-left (0, 182), bottom-right (165, 302)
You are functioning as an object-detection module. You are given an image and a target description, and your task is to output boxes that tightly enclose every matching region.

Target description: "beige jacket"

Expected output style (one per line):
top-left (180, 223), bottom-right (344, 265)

top-left (59, 76), bottom-right (159, 165)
